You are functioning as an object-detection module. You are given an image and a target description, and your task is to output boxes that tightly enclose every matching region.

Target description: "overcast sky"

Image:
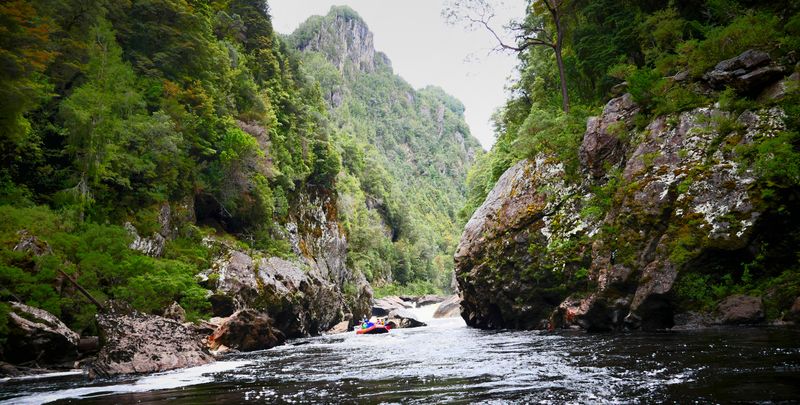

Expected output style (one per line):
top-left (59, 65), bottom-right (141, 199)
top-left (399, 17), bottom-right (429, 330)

top-left (268, 0), bottom-right (525, 150)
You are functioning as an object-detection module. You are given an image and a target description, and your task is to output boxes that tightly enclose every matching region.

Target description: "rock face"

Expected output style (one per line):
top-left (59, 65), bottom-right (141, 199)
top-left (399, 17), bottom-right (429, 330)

top-left (201, 186), bottom-right (372, 339)
top-left (208, 310), bottom-right (285, 352)
top-left (717, 295), bottom-right (764, 325)
top-left (456, 156), bottom-right (579, 329)
top-left (294, 7), bottom-right (381, 75)
top-left (433, 295), bottom-right (462, 319)
top-left (2, 302), bottom-right (79, 365)
top-left (456, 88), bottom-right (794, 331)
top-left (92, 307), bottom-right (213, 376)
top-left (579, 93), bottom-right (639, 179)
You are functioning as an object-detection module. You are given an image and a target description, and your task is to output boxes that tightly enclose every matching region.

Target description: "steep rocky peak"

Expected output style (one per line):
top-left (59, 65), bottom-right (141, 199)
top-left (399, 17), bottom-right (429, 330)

top-left (292, 6), bottom-right (388, 74)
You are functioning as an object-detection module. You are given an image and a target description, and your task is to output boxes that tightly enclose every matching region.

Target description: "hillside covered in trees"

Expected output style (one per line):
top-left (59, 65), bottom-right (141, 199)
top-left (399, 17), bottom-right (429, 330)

top-left (0, 0), bottom-right (478, 347)
top-left (289, 6), bottom-right (482, 292)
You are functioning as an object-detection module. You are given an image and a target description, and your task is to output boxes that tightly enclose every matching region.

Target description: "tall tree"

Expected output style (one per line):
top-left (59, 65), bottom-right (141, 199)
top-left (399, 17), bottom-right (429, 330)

top-left (445, 0), bottom-right (571, 112)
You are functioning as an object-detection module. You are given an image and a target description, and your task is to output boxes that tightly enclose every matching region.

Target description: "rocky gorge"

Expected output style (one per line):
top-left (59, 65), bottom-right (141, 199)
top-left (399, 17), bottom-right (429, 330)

top-left (455, 49), bottom-right (800, 332)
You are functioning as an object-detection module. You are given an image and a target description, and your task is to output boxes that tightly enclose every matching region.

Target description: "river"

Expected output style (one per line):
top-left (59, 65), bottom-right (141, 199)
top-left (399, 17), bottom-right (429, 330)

top-left (2, 305), bottom-right (799, 404)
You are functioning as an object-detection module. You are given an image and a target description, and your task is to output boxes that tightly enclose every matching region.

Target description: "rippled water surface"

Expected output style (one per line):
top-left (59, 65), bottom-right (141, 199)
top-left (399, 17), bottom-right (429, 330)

top-left (2, 308), bottom-right (799, 404)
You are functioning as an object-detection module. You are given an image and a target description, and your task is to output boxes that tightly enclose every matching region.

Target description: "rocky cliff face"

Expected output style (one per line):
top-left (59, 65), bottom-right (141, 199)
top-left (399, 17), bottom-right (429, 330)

top-left (456, 53), bottom-right (799, 331)
top-left (200, 186), bottom-right (371, 338)
top-left (293, 7), bottom-right (383, 75)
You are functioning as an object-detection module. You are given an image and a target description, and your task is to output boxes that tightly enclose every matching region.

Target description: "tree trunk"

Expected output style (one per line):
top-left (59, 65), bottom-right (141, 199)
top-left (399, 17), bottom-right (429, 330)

top-left (551, 3), bottom-right (570, 113)
top-left (554, 45), bottom-right (570, 113)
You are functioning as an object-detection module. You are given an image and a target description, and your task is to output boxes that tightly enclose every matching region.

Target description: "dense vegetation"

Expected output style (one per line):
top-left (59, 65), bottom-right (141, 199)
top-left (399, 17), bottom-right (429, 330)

top-left (289, 7), bottom-right (482, 294)
top-left (0, 0), bottom-right (356, 338)
top-left (459, 0), bottom-right (800, 314)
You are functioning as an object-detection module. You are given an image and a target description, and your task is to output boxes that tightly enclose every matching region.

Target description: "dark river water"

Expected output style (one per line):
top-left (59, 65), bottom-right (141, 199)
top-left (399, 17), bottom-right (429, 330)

top-left (2, 306), bottom-right (800, 404)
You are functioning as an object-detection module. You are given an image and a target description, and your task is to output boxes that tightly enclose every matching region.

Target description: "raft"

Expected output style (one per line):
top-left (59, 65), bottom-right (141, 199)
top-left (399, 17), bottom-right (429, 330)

top-left (356, 324), bottom-right (392, 335)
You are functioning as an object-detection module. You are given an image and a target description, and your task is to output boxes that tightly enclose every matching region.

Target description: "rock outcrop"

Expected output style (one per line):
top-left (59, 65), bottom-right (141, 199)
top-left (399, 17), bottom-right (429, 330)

top-left (294, 6), bottom-right (382, 75)
top-left (92, 306), bottom-right (213, 376)
top-left (704, 49), bottom-right (785, 95)
top-left (579, 93), bottom-right (639, 179)
top-left (3, 302), bottom-right (79, 366)
top-left (200, 186), bottom-right (371, 339)
top-left (433, 295), bottom-right (462, 318)
top-left (416, 295), bottom-right (447, 307)
top-left (372, 296), bottom-right (413, 317)
top-left (386, 309), bottom-right (427, 329)
top-left (456, 75), bottom-right (796, 331)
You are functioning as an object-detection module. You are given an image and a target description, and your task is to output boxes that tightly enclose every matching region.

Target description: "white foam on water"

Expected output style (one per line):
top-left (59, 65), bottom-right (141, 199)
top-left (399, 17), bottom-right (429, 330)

top-left (1, 360), bottom-right (250, 405)
top-left (0, 370), bottom-right (85, 383)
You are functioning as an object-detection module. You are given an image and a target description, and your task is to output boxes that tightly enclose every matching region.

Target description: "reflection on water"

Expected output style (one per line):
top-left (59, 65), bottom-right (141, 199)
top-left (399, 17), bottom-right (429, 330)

top-left (2, 306), bottom-right (799, 404)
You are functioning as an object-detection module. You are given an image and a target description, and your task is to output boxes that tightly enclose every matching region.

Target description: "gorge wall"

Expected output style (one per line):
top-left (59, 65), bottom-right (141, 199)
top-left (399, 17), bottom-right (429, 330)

top-left (456, 52), bottom-right (800, 331)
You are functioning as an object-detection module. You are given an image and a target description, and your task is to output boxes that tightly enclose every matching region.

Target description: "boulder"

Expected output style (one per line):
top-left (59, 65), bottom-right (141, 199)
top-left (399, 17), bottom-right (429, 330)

top-left (372, 296), bottom-right (413, 317)
top-left (433, 295), bottom-right (462, 319)
top-left (416, 295), bottom-right (447, 307)
top-left (457, 100), bottom-right (783, 332)
top-left (579, 93), bottom-right (639, 179)
top-left (455, 156), bottom-right (582, 330)
top-left (387, 309), bottom-right (427, 329)
top-left (716, 295), bottom-right (764, 325)
top-left (787, 297), bottom-right (800, 322)
top-left (92, 306), bottom-right (213, 376)
top-left (163, 301), bottom-right (186, 322)
top-left (704, 49), bottom-right (786, 94)
top-left (3, 302), bottom-right (79, 366)
top-left (208, 310), bottom-right (285, 353)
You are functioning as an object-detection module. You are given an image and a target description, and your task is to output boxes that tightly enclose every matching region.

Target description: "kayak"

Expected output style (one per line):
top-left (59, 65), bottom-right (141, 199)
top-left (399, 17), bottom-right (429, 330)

top-left (356, 324), bottom-right (392, 335)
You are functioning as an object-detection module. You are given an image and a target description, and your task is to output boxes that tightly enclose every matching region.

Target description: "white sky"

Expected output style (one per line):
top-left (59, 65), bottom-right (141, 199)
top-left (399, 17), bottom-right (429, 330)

top-left (268, 1), bottom-right (525, 150)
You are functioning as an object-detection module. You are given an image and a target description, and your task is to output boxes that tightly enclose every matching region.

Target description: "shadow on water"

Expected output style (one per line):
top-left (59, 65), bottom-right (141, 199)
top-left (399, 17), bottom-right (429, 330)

top-left (2, 312), bottom-right (799, 404)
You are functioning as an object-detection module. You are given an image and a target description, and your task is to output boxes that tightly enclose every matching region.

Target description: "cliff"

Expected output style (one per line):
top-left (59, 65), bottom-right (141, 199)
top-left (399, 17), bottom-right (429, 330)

top-left (456, 51), bottom-right (800, 331)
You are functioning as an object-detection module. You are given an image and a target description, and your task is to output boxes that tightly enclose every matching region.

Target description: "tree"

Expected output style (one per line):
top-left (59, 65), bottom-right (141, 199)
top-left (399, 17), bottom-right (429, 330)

top-left (444, 0), bottom-right (571, 112)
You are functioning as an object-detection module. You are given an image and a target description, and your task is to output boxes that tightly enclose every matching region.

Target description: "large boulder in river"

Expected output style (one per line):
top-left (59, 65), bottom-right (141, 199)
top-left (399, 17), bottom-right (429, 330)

top-left (456, 92), bottom-right (793, 331)
top-left (208, 310), bottom-right (285, 352)
top-left (92, 305), bottom-right (213, 376)
top-left (2, 302), bottom-right (79, 366)
top-left (716, 295), bottom-right (764, 325)
top-left (416, 295), bottom-right (447, 307)
top-left (372, 296), bottom-right (413, 316)
top-left (387, 309), bottom-right (427, 328)
top-left (433, 295), bottom-right (462, 318)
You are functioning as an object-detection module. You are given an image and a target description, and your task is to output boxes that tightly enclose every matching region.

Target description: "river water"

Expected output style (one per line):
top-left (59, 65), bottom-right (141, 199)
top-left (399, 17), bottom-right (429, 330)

top-left (2, 305), bottom-right (799, 404)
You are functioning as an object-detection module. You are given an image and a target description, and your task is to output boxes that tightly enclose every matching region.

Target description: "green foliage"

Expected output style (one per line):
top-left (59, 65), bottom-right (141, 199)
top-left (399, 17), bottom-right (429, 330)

top-left (0, 204), bottom-right (214, 333)
top-left (372, 280), bottom-right (442, 299)
top-left (678, 13), bottom-right (780, 77)
top-left (0, 0), bottom-right (354, 339)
